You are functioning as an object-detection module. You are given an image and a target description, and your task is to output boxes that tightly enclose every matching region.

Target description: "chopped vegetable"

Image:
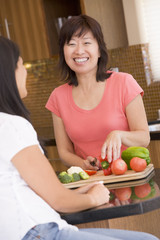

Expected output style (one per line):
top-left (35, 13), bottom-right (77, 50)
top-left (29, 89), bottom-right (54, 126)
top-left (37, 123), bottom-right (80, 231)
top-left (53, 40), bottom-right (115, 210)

top-left (72, 173), bottom-right (81, 182)
top-left (58, 171), bottom-right (67, 178)
top-left (67, 166), bottom-right (84, 175)
top-left (101, 161), bottom-right (110, 169)
top-left (79, 171), bottom-right (89, 180)
top-left (99, 157), bottom-right (112, 176)
top-left (103, 167), bottom-right (112, 176)
top-left (58, 172), bottom-right (72, 184)
top-left (84, 170), bottom-right (97, 176)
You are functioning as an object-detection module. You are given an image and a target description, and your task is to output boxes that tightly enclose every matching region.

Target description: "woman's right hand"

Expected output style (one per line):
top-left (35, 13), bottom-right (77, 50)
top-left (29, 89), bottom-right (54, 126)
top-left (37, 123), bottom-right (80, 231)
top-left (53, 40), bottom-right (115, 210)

top-left (87, 183), bottom-right (110, 206)
top-left (83, 156), bottom-right (100, 170)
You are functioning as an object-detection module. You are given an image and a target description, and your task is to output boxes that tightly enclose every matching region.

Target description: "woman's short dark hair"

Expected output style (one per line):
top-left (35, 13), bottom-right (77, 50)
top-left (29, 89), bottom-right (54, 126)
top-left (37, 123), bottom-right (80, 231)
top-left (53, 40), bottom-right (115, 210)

top-left (0, 36), bottom-right (30, 120)
top-left (58, 14), bottom-right (111, 86)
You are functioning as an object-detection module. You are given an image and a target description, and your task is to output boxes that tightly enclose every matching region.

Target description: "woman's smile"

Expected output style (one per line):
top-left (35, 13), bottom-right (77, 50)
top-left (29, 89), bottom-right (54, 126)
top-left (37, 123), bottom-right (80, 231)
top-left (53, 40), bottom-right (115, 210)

top-left (73, 57), bottom-right (89, 63)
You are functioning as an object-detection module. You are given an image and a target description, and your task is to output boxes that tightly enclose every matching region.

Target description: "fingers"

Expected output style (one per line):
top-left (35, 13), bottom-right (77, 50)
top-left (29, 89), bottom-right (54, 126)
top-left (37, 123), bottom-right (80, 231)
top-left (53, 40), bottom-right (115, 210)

top-left (112, 143), bottom-right (121, 161)
top-left (85, 157), bottom-right (99, 170)
top-left (101, 131), bottom-right (122, 162)
top-left (101, 143), bottom-right (120, 163)
top-left (101, 142), bottom-right (107, 160)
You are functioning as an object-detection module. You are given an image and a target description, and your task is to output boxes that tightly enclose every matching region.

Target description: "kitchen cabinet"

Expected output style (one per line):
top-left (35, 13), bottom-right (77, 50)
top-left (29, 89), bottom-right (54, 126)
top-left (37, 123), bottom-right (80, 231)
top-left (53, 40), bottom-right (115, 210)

top-left (81, 0), bottom-right (128, 49)
top-left (42, 0), bottom-right (128, 54)
top-left (0, 0), bottom-right (127, 60)
top-left (0, 0), bottom-right (50, 61)
top-left (42, 0), bottom-right (82, 55)
top-left (0, 0), bottom-right (82, 60)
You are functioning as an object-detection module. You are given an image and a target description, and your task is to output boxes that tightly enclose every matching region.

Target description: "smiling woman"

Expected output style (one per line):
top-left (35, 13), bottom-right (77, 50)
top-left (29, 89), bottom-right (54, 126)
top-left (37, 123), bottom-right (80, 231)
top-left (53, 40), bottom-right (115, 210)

top-left (63, 30), bottom-right (100, 76)
top-left (46, 15), bottom-right (150, 171)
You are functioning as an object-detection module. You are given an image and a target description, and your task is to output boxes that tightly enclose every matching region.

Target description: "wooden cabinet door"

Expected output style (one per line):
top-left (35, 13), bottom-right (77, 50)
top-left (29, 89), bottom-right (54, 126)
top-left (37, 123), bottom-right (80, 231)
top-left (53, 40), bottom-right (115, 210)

top-left (0, 0), bottom-right (16, 40)
top-left (0, 0), bottom-right (50, 61)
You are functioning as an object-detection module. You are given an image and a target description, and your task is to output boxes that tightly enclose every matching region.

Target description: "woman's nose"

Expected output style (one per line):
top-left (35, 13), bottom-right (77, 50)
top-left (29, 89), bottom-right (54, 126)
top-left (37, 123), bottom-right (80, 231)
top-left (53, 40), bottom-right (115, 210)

top-left (74, 43), bottom-right (84, 54)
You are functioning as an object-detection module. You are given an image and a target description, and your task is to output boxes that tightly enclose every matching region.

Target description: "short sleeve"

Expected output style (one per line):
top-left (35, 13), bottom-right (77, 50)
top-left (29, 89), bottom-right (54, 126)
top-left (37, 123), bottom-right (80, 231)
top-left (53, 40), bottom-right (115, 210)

top-left (45, 89), bottom-right (61, 117)
top-left (123, 74), bottom-right (144, 109)
top-left (0, 116), bottom-right (41, 162)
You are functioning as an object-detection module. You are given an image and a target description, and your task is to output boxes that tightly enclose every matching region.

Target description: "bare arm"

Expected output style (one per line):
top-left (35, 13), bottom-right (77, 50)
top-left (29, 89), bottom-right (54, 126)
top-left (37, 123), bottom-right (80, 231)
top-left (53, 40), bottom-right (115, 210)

top-left (52, 113), bottom-right (98, 170)
top-left (11, 145), bottom-right (109, 213)
top-left (101, 94), bottom-right (150, 162)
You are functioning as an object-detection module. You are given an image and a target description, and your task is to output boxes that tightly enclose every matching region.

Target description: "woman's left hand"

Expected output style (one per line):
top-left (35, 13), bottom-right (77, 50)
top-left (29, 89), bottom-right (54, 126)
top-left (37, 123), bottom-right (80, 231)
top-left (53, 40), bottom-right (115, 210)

top-left (101, 130), bottom-right (122, 163)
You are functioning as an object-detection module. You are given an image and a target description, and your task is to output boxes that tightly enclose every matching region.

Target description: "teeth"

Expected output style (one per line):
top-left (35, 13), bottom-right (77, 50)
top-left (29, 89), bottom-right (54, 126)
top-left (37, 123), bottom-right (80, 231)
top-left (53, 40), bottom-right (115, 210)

top-left (74, 58), bottom-right (88, 63)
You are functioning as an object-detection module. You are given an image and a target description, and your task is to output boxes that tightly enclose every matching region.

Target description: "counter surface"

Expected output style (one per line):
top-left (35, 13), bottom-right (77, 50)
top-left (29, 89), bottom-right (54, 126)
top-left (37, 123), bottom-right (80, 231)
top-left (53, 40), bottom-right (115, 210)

top-left (61, 168), bottom-right (160, 225)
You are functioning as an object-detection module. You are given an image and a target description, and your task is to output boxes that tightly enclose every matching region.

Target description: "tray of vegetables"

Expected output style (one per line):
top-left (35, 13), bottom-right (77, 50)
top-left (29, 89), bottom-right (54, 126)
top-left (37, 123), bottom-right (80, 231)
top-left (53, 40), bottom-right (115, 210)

top-left (58, 147), bottom-right (154, 189)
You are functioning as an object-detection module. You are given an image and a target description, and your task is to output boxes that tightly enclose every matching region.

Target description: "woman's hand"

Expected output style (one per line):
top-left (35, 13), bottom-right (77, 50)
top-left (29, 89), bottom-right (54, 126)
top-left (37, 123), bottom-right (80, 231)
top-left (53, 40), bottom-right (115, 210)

top-left (83, 156), bottom-right (99, 170)
top-left (101, 130), bottom-right (122, 163)
top-left (87, 183), bottom-right (110, 206)
top-left (75, 182), bottom-right (110, 206)
top-left (74, 181), bottom-right (104, 194)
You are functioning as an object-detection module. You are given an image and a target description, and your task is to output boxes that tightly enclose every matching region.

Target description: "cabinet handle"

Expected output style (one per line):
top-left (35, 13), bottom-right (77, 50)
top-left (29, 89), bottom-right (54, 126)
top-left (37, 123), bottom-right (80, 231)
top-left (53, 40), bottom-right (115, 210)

top-left (0, 24), bottom-right (2, 36)
top-left (4, 18), bottom-right (11, 39)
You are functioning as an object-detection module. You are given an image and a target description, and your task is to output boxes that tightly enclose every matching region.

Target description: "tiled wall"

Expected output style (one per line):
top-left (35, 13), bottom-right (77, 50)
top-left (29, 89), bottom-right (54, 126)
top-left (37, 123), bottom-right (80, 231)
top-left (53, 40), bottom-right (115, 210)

top-left (108, 44), bottom-right (160, 122)
top-left (24, 44), bottom-right (160, 139)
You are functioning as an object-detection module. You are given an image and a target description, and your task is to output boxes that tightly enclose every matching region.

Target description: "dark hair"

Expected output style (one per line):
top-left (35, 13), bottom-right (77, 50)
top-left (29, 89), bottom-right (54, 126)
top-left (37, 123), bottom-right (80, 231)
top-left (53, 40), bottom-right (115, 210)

top-left (0, 36), bottom-right (48, 155)
top-left (0, 36), bottom-right (30, 121)
top-left (58, 14), bottom-right (111, 86)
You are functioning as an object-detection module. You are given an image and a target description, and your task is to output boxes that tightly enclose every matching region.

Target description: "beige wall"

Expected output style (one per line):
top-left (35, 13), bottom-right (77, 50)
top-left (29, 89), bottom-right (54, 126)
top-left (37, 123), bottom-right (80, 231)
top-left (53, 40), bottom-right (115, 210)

top-left (122, 0), bottom-right (147, 45)
top-left (82, 0), bottom-right (128, 49)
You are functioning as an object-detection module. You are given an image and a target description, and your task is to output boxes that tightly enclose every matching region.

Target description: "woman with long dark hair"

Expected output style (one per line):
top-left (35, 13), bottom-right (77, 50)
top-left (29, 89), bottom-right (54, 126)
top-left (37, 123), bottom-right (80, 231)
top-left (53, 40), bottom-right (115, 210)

top-left (0, 37), bottom-right (156, 240)
top-left (46, 15), bottom-right (150, 170)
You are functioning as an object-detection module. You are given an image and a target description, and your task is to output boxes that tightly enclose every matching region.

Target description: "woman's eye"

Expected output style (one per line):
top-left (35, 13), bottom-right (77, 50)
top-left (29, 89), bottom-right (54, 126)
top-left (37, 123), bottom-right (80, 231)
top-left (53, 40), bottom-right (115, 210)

top-left (68, 42), bottom-right (76, 46)
top-left (84, 42), bottom-right (91, 45)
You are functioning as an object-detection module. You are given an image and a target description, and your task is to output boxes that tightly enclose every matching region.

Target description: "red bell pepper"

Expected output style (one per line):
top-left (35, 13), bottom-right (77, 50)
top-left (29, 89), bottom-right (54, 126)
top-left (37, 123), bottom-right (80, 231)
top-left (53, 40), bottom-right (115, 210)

top-left (98, 156), bottom-right (112, 176)
top-left (84, 170), bottom-right (97, 176)
top-left (103, 166), bottom-right (112, 176)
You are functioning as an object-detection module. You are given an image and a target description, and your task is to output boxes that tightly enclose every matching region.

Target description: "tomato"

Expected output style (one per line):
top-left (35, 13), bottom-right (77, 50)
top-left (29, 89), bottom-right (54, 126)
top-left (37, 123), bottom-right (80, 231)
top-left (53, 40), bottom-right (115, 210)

top-left (84, 170), bottom-right (97, 176)
top-left (134, 183), bottom-right (151, 198)
top-left (111, 158), bottom-right (128, 175)
top-left (130, 157), bottom-right (147, 172)
top-left (115, 187), bottom-right (132, 201)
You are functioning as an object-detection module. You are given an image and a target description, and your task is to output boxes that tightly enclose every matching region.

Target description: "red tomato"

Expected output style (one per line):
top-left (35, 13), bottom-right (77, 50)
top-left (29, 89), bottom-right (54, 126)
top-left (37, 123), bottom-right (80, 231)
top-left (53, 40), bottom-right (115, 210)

top-left (130, 157), bottom-right (147, 172)
top-left (111, 159), bottom-right (128, 175)
top-left (84, 170), bottom-right (97, 176)
top-left (115, 187), bottom-right (132, 201)
top-left (134, 183), bottom-right (151, 198)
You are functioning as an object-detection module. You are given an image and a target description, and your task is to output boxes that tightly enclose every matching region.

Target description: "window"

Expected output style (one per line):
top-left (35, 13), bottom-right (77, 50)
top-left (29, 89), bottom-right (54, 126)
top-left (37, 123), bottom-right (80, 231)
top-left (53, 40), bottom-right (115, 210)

top-left (142, 0), bottom-right (160, 82)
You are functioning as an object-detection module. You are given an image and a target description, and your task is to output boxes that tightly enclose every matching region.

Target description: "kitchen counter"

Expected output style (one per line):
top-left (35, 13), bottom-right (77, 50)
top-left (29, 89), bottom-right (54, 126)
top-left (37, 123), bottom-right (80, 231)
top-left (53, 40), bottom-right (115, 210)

top-left (148, 120), bottom-right (160, 140)
top-left (61, 168), bottom-right (160, 225)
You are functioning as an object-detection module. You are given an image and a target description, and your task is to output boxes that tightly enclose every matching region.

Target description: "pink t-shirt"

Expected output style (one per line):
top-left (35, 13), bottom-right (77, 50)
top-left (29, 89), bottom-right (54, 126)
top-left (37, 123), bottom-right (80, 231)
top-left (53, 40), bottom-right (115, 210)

top-left (46, 72), bottom-right (143, 159)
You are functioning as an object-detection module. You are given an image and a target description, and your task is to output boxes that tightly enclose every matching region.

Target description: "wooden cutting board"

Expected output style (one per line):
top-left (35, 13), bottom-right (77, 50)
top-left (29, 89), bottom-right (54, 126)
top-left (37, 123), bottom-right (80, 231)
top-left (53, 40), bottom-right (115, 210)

top-left (64, 163), bottom-right (154, 189)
